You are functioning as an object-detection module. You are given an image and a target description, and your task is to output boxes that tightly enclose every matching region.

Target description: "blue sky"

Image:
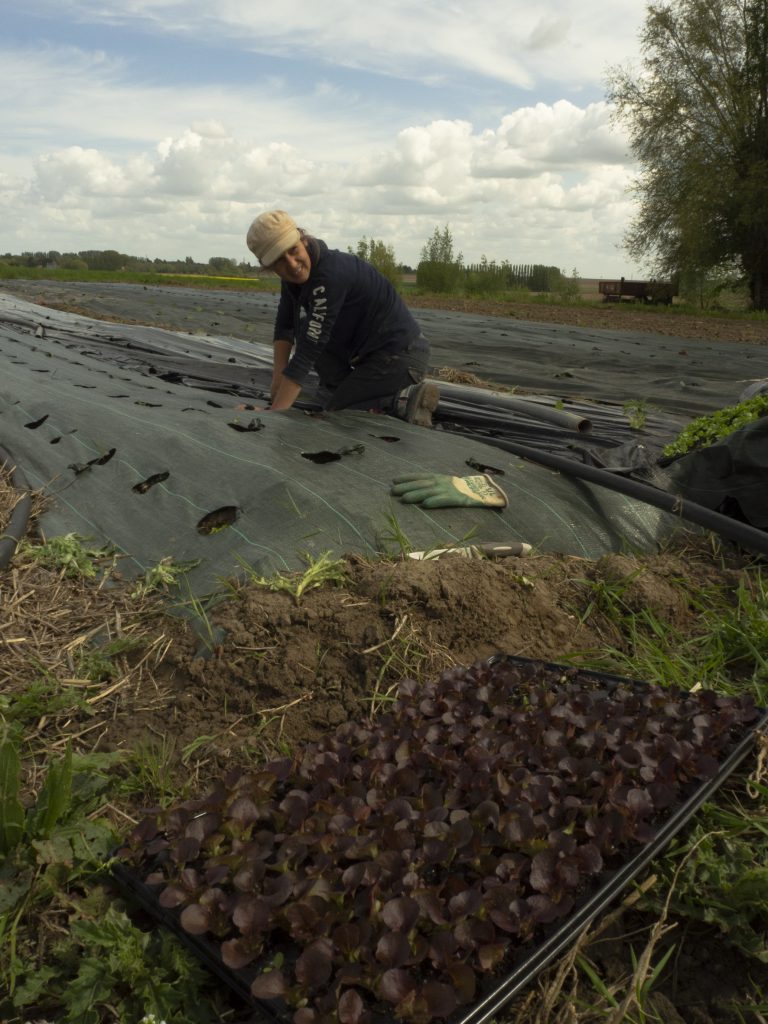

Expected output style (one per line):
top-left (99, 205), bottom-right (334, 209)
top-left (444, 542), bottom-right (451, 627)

top-left (1, 1), bottom-right (648, 275)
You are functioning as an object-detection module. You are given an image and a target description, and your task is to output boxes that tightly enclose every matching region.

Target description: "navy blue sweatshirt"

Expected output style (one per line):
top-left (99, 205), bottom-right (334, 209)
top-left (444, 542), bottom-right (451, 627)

top-left (274, 238), bottom-right (422, 386)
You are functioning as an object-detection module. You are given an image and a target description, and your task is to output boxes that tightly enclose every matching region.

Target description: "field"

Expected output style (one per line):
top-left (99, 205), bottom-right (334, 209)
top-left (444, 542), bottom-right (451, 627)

top-left (1, 278), bottom-right (768, 1024)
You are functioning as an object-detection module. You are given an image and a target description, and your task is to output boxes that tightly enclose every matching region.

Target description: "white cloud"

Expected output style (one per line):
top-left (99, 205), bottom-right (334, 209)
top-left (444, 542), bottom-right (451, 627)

top-left (34, 147), bottom-right (139, 198)
top-left (526, 15), bottom-right (571, 51)
top-left (9, 104), bottom-right (638, 272)
top-left (0, 42), bottom-right (387, 165)
top-left (474, 101), bottom-right (628, 177)
top-left (1, 2), bottom-right (647, 273)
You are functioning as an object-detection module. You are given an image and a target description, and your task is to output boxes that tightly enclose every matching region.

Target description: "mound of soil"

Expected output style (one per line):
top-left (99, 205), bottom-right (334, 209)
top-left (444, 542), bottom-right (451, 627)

top-left (135, 548), bottom-right (712, 760)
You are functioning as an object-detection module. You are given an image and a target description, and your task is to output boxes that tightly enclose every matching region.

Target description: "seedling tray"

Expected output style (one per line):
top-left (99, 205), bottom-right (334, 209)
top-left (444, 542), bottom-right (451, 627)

top-left (112, 656), bottom-right (767, 1024)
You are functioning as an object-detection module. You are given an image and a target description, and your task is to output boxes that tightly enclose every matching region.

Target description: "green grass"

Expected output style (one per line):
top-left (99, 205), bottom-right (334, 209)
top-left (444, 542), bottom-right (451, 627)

top-left (570, 564), bottom-right (768, 704)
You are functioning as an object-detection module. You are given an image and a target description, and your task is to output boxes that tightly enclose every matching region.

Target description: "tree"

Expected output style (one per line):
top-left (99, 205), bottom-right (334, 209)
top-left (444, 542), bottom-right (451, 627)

top-left (607, 0), bottom-right (768, 309)
top-left (78, 249), bottom-right (126, 271)
top-left (417, 225), bottom-right (464, 293)
top-left (208, 256), bottom-right (238, 275)
top-left (419, 225), bottom-right (463, 265)
top-left (352, 236), bottom-right (401, 288)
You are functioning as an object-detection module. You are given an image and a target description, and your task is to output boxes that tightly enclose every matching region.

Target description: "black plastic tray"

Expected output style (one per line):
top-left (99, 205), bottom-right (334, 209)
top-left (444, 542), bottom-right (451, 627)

top-left (111, 656), bottom-right (768, 1024)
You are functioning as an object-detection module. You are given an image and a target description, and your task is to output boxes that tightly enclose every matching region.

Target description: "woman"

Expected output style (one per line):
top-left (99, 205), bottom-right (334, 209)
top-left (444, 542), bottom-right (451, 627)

top-left (245, 210), bottom-right (439, 426)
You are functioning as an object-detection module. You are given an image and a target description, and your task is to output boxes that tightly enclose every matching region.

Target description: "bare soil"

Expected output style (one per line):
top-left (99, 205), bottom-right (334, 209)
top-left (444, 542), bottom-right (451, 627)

top-left (3, 288), bottom-right (768, 1022)
top-left (3, 276), bottom-right (768, 346)
top-left (405, 291), bottom-right (768, 345)
top-left (102, 545), bottom-right (719, 760)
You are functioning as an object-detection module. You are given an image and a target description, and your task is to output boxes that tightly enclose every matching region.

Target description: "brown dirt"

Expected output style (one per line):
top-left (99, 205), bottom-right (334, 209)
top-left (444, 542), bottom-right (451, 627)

top-left (405, 292), bottom-right (768, 345)
top-left (133, 547), bottom-right (715, 763)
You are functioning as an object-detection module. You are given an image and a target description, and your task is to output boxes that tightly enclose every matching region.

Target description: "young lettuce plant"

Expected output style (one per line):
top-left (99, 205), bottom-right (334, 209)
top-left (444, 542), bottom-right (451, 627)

top-left (117, 659), bottom-right (762, 1024)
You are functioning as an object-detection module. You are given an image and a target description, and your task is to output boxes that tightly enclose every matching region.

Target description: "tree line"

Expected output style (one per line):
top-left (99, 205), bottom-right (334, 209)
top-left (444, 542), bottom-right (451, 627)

top-left (1, 250), bottom-right (258, 277)
top-left (4, 221), bottom-right (576, 297)
top-left (352, 227), bottom-right (578, 296)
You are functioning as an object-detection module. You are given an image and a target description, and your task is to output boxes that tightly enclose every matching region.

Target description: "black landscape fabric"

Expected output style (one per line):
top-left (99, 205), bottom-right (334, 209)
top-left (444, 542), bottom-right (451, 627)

top-left (0, 289), bottom-right (726, 595)
top-left (664, 417), bottom-right (768, 528)
top-left (3, 278), bottom-right (763, 416)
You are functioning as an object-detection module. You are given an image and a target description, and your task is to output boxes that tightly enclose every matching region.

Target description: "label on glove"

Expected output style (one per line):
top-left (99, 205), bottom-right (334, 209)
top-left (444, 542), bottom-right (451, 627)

top-left (455, 474), bottom-right (508, 507)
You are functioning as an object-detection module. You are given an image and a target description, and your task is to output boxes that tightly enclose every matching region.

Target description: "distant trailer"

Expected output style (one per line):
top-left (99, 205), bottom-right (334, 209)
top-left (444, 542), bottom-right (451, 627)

top-left (598, 278), bottom-right (677, 305)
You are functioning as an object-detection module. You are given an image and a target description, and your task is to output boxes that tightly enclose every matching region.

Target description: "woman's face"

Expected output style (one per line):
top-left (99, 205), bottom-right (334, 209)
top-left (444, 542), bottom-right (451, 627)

top-left (272, 240), bottom-right (311, 284)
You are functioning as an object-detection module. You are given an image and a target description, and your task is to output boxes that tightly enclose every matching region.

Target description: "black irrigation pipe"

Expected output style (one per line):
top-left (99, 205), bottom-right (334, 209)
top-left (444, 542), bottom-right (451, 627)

top-left (473, 435), bottom-right (768, 558)
top-left (0, 444), bottom-right (33, 570)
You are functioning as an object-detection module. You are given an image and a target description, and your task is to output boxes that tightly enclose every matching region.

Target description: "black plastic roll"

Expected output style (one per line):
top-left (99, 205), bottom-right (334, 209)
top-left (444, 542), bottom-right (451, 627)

top-left (435, 379), bottom-right (593, 433)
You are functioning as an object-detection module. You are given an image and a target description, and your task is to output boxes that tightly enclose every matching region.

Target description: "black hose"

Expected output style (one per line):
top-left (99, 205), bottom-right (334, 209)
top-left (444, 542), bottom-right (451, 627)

top-left (0, 445), bottom-right (33, 569)
top-left (475, 436), bottom-right (768, 558)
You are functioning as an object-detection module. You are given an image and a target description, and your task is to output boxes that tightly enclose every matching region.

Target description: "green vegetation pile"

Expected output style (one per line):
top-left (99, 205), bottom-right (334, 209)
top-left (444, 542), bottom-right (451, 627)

top-left (663, 394), bottom-right (768, 459)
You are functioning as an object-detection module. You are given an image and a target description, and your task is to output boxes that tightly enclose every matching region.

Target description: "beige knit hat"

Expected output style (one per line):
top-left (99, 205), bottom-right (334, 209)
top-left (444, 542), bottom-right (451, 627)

top-left (246, 210), bottom-right (301, 267)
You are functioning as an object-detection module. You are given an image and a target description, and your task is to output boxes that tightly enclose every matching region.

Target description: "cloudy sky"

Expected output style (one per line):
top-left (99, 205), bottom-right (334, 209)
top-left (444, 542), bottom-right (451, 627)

top-left (2, 1), bottom-right (648, 275)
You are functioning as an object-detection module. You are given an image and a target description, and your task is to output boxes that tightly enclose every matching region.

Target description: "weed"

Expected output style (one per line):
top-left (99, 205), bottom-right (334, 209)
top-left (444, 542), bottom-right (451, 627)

top-left (0, 730), bottom-right (120, 1002)
top-left (640, 788), bottom-right (768, 964)
top-left (173, 583), bottom-right (226, 653)
top-left (47, 896), bottom-right (217, 1024)
top-left (576, 942), bottom-right (676, 1023)
top-left (575, 569), bottom-right (645, 624)
top-left (377, 514), bottom-right (482, 562)
top-left (0, 676), bottom-right (91, 732)
top-left (238, 694), bottom-right (315, 761)
top-left (376, 510), bottom-right (415, 557)
top-left (74, 647), bottom-right (116, 682)
top-left (0, 726), bottom-right (26, 856)
top-left (181, 733), bottom-right (215, 765)
top-left (122, 734), bottom-right (181, 806)
top-left (623, 398), bottom-right (658, 431)
top-left (131, 556), bottom-right (201, 598)
top-left (570, 565), bottom-right (768, 703)
top-left (361, 614), bottom-right (455, 715)
top-left (728, 978), bottom-right (768, 1020)
top-left (17, 533), bottom-right (115, 578)
top-left (238, 550), bottom-right (347, 603)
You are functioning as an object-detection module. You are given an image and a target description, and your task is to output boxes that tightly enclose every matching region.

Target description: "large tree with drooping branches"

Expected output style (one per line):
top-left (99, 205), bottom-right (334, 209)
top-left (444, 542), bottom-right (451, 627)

top-left (608, 0), bottom-right (768, 309)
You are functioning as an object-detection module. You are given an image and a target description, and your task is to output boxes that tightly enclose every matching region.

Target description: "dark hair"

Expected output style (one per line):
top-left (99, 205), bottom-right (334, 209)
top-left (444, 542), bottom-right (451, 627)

top-left (300, 232), bottom-right (320, 265)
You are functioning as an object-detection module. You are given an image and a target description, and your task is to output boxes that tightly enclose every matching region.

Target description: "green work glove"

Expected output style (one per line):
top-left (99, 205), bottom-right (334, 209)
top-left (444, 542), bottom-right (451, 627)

top-left (391, 473), bottom-right (508, 509)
